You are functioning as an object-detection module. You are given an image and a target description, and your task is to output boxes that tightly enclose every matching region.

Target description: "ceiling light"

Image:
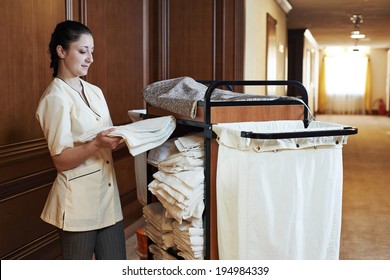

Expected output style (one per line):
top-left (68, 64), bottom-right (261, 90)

top-left (275, 0), bottom-right (292, 14)
top-left (350, 14), bottom-right (366, 45)
top-left (351, 30), bottom-right (365, 39)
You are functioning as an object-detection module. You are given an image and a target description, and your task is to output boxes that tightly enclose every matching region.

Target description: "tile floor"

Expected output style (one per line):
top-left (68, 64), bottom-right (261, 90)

top-left (125, 217), bottom-right (145, 260)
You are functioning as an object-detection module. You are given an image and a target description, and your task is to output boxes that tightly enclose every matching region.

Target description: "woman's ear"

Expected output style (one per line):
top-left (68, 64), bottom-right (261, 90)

top-left (56, 45), bottom-right (66, 59)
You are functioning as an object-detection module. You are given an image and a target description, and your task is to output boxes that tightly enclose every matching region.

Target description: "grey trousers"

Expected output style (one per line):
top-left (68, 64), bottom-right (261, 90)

top-left (58, 220), bottom-right (126, 260)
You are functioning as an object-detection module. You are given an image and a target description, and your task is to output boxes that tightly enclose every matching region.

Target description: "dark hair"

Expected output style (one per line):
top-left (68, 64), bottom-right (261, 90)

top-left (48, 20), bottom-right (92, 77)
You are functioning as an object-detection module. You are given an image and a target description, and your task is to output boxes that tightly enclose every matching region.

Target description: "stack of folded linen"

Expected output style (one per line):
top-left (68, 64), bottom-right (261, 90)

top-left (142, 202), bottom-right (175, 250)
top-left (146, 132), bottom-right (205, 259)
top-left (148, 244), bottom-right (177, 260)
top-left (148, 170), bottom-right (204, 225)
top-left (173, 221), bottom-right (204, 260)
top-left (148, 133), bottom-right (205, 226)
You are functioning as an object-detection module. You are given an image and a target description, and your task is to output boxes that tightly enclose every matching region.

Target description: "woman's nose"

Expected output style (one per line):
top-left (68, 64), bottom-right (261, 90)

top-left (86, 53), bottom-right (93, 63)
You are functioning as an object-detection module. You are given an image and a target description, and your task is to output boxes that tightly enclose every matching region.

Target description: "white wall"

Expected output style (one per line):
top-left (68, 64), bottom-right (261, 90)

top-left (244, 0), bottom-right (288, 94)
top-left (369, 49), bottom-right (389, 112)
top-left (387, 49), bottom-right (390, 111)
top-left (302, 30), bottom-right (319, 113)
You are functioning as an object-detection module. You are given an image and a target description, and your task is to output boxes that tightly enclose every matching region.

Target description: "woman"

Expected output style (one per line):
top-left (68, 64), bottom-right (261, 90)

top-left (36, 20), bottom-right (126, 259)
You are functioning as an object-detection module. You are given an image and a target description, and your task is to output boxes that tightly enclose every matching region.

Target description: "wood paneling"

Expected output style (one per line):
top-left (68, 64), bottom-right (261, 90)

top-left (0, 184), bottom-right (56, 259)
top-left (86, 0), bottom-right (147, 125)
top-left (152, 0), bottom-right (244, 83)
top-left (0, 0), bottom-right (65, 145)
top-left (147, 104), bottom-right (304, 124)
top-left (0, 0), bottom-right (65, 259)
top-left (166, 0), bottom-right (214, 79)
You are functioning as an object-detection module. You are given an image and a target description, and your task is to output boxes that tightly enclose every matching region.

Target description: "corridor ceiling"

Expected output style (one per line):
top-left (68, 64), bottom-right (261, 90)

top-left (286, 0), bottom-right (390, 49)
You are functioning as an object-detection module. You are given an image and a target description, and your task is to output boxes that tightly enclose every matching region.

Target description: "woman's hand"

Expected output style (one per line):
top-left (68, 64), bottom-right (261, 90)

top-left (52, 128), bottom-right (123, 171)
top-left (93, 128), bottom-right (122, 150)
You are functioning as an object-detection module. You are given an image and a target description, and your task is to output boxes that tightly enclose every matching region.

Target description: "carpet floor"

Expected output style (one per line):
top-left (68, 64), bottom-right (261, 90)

top-left (316, 114), bottom-right (390, 260)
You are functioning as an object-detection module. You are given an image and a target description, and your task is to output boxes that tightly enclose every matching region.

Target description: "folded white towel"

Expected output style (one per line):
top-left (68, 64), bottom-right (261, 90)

top-left (175, 133), bottom-right (204, 151)
top-left (151, 189), bottom-right (204, 224)
top-left (172, 220), bottom-right (204, 235)
top-left (79, 116), bottom-right (176, 156)
top-left (173, 232), bottom-right (204, 246)
top-left (175, 240), bottom-right (204, 255)
top-left (152, 168), bottom-right (204, 197)
top-left (143, 202), bottom-right (174, 231)
top-left (158, 153), bottom-right (204, 174)
top-left (148, 179), bottom-right (187, 203)
top-left (152, 171), bottom-right (192, 198)
top-left (147, 138), bottom-right (179, 166)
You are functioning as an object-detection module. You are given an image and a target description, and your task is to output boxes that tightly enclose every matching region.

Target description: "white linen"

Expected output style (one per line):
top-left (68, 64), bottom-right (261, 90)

top-left (143, 202), bottom-right (175, 250)
top-left (128, 109), bottom-right (149, 206)
top-left (213, 121), bottom-right (347, 260)
top-left (175, 133), bottom-right (204, 151)
top-left (142, 202), bottom-right (174, 232)
top-left (145, 132), bottom-right (206, 259)
top-left (158, 153), bottom-right (204, 173)
top-left (147, 138), bottom-right (179, 166)
top-left (172, 220), bottom-right (204, 236)
top-left (149, 244), bottom-right (177, 260)
top-left (79, 116), bottom-right (176, 156)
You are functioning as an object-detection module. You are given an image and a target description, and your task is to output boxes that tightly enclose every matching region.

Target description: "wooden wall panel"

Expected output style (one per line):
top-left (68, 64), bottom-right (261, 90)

top-left (86, 0), bottom-right (147, 125)
top-left (151, 0), bottom-right (244, 83)
top-left (166, 0), bottom-right (214, 79)
top-left (0, 0), bottom-right (65, 145)
top-left (0, 184), bottom-right (56, 259)
top-left (0, 0), bottom-right (65, 260)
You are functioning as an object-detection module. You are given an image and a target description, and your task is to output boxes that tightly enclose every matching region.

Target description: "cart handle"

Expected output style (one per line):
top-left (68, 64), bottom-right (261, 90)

top-left (202, 80), bottom-right (310, 126)
top-left (240, 126), bottom-right (358, 139)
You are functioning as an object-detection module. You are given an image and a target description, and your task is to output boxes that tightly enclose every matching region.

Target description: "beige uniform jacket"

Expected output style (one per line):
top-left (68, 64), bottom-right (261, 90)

top-left (36, 78), bottom-right (123, 231)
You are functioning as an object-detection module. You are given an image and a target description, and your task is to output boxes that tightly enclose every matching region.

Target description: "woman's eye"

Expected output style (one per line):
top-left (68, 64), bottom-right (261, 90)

top-left (79, 50), bottom-right (87, 54)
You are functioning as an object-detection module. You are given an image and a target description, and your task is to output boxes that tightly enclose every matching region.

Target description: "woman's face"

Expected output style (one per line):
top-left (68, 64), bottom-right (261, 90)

top-left (59, 34), bottom-right (94, 78)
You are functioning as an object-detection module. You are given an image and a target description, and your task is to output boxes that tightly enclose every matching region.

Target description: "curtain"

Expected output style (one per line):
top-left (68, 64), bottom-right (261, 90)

top-left (318, 57), bottom-right (327, 113)
top-left (319, 52), bottom-right (370, 114)
top-left (364, 58), bottom-right (372, 114)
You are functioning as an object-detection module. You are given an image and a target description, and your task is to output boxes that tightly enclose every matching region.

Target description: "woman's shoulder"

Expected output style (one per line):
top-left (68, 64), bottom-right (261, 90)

top-left (40, 78), bottom-right (69, 100)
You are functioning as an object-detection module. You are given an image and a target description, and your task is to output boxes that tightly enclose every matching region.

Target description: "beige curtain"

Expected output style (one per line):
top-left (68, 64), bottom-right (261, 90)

top-left (318, 57), bottom-right (327, 113)
top-left (364, 57), bottom-right (372, 114)
top-left (319, 53), bottom-right (369, 114)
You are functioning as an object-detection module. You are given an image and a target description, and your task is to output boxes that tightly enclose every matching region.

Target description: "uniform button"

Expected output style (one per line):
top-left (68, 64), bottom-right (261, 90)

top-left (108, 183), bottom-right (112, 187)
top-left (106, 160), bottom-right (110, 164)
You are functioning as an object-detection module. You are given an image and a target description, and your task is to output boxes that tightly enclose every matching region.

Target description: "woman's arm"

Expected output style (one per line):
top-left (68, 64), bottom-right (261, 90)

top-left (52, 128), bottom-right (121, 171)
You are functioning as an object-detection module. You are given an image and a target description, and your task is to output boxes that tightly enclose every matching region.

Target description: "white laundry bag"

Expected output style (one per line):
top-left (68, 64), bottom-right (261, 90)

top-left (212, 120), bottom-right (353, 260)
